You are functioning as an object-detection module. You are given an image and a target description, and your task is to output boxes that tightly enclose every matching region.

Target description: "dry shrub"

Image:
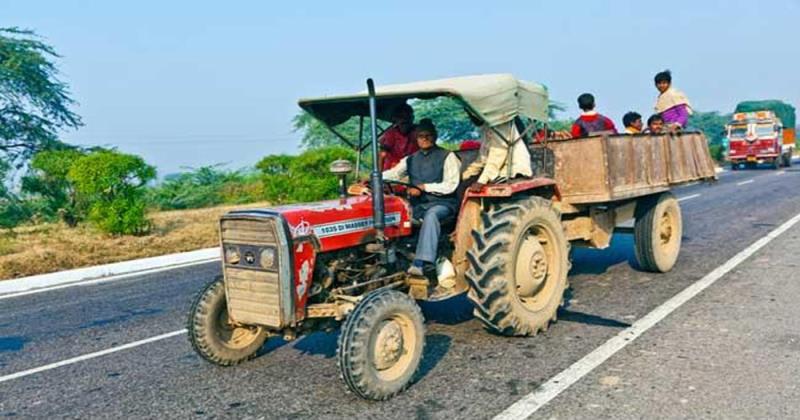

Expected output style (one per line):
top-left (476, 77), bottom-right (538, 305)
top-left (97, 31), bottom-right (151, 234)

top-left (0, 201), bottom-right (269, 280)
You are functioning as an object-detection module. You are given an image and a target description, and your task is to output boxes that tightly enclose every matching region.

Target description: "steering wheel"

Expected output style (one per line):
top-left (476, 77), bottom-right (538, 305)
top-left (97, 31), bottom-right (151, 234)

top-left (382, 179), bottom-right (416, 196)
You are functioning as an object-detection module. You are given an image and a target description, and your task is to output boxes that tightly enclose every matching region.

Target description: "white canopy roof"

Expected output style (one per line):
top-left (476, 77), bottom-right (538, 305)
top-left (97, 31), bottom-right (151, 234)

top-left (298, 74), bottom-right (549, 128)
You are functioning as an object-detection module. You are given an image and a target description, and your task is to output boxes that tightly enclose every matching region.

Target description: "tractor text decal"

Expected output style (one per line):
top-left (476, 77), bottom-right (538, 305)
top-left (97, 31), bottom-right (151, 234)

top-left (312, 212), bottom-right (401, 238)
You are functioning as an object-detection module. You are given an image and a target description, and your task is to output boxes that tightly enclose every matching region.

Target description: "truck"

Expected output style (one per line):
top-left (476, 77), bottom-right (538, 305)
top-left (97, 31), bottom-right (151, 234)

top-left (728, 100), bottom-right (796, 169)
top-left (186, 74), bottom-right (717, 400)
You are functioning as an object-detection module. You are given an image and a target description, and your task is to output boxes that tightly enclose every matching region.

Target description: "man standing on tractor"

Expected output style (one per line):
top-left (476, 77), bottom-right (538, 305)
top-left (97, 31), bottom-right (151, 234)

top-left (380, 103), bottom-right (418, 170)
top-left (382, 118), bottom-right (460, 276)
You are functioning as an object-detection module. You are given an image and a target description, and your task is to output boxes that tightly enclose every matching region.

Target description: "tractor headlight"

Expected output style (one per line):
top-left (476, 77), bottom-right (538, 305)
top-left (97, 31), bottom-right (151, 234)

top-left (260, 247), bottom-right (276, 269)
top-left (225, 246), bottom-right (241, 264)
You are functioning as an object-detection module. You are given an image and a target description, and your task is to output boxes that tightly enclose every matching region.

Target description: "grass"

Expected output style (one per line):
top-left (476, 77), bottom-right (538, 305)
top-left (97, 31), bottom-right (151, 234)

top-left (0, 202), bottom-right (270, 280)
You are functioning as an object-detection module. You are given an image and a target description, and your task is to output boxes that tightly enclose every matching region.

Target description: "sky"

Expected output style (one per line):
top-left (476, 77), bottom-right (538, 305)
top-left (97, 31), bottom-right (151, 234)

top-left (5, 0), bottom-right (800, 176)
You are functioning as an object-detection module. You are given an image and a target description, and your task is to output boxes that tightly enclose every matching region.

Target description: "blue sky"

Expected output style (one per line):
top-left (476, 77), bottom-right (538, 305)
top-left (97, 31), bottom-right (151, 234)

top-left (5, 0), bottom-right (799, 175)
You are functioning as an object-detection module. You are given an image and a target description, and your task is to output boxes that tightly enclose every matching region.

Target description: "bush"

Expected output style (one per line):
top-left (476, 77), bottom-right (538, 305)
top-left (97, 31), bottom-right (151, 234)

top-left (708, 144), bottom-right (725, 163)
top-left (147, 165), bottom-right (264, 210)
top-left (0, 160), bottom-right (32, 230)
top-left (22, 149), bottom-right (87, 225)
top-left (257, 146), bottom-right (356, 204)
top-left (68, 150), bottom-right (156, 235)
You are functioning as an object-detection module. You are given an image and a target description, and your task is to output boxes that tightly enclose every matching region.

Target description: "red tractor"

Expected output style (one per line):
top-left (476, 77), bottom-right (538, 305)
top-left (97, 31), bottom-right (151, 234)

top-left (187, 74), bottom-right (716, 400)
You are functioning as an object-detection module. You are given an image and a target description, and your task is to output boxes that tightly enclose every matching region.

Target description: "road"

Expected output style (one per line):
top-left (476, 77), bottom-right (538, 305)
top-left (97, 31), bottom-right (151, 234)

top-left (1, 163), bottom-right (799, 419)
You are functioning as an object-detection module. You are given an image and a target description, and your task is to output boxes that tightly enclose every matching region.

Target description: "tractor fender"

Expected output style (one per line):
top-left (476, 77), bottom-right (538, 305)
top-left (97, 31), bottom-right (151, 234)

top-left (464, 177), bottom-right (560, 200)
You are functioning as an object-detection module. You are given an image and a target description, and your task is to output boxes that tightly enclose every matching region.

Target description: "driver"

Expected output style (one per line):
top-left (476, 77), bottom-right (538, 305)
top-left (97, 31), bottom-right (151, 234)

top-left (382, 118), bottom-right (460, 277)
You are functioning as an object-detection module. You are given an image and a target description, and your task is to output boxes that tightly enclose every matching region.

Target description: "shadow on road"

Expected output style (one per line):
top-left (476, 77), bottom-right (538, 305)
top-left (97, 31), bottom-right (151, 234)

top-left (415, 334), bottom-right (452, 382)
top-left (557, 308), bottom-right (631, 328)
top-left (569, 233), bottom-right (636, 275)
top-left (419, 293), bottom-right (474, 326)
top-left (254, 330), bottom-right (340, 359)
top-left (292, 331), bottom-right (339, 358)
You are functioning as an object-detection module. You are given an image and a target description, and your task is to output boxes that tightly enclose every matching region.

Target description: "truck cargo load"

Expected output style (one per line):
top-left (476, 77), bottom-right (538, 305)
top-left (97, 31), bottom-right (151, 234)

top-left (735, 100), bottom-right (795, 128)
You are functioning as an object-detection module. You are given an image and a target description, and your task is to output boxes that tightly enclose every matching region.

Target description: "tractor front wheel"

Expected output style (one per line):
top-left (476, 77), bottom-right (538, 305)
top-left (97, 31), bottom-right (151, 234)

top-left (337, 289), bottom-right (425, 400)
top-left (187, 277), bottom-right (270, 366)
top-left (466, 195), bottom-right (569, 336)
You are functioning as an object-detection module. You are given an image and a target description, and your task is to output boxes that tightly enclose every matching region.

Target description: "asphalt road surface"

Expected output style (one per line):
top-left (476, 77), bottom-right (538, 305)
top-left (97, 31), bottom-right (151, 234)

top-left (2, 162), bottom-right (799, 419)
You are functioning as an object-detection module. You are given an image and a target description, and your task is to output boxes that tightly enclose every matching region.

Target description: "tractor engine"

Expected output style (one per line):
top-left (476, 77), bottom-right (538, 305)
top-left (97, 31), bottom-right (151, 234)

top-left (218, 194), bottom-right (413, 331)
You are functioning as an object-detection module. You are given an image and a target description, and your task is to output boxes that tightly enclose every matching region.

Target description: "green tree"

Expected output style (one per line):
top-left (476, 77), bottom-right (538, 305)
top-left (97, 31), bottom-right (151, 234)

top-left (0, 160), bottom-right (31, 229)
top-left (147, 165), bottom-right (262, 210)
top-left (413, 97), bottom-right (479, 141)
top-left (68, 150), bottom-right (156, 235)
top-left (688, 111), bottom-right (730, 147)
top-left (294, 111), bottom-right (372, 150)
top-left (21, 149), bottom-right (86, 225)
top-left (257, 146), bottom-right (355, 204)
top-left (0, 28), bottom-right (82, 167)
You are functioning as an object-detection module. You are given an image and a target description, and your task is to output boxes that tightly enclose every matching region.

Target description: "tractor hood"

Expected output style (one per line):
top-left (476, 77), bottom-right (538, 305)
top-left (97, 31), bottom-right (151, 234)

top-left (225, 195), bottom-right (412, 252)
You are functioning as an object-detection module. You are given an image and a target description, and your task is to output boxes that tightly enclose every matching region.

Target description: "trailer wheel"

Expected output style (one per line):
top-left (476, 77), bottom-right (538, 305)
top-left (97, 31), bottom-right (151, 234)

top-left (465, 195), bottom-right (569, 336)
top-left (187, 277), bottom-right (270, 366)
top-left (337, 289), bottom-right (425, 401)
top-left (634, 192), bottom-right (682, 273)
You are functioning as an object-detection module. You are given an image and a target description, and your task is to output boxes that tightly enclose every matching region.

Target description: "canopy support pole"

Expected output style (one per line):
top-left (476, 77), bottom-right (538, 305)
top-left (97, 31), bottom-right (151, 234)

top-left (355, 116), bottom-right (364, 179)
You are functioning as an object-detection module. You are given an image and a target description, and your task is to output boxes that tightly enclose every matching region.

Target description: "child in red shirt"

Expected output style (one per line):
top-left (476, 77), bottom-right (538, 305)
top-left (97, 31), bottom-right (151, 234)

top-left (570, 93), bottom-right (617, 138)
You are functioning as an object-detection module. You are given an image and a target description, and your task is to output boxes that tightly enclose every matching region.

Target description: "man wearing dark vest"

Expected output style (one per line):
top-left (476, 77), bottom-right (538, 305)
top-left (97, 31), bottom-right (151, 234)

top-left (382, 118), bottom-right (460, 277)
top-left (570, 93), bottom-right (617, 138)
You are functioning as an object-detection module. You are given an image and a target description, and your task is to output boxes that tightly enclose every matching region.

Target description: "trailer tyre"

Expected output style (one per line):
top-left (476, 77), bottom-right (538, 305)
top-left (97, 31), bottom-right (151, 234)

top-left (465, 195), bottom-right (569, 336)
top-left (634, 192), bottom-right (682, 273)
top-left (187, 277), bottom-right (270, 366)
top-left (337, 289), bottom-right (425, 401)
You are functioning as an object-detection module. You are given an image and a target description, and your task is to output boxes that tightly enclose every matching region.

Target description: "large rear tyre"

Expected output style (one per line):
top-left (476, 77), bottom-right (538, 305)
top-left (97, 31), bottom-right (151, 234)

top-left (783, 153), bottom-right (793, 167)
top-left (337, 289), bottom-right (425, 401)
top-left (465, 195), bottom-right (569, 336)
top-left (187, 277), bottom-right (270, 366)
top-left (634, 192), bottom-right (682, 273)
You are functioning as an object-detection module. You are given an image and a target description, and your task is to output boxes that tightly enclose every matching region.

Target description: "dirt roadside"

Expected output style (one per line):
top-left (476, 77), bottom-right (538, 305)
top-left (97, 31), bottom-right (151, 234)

top-left (0, 202), bottom-right (268, 280)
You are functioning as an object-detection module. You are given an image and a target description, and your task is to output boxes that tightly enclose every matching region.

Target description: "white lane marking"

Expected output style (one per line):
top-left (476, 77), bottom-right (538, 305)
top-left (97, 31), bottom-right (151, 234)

top-left (494, 210), bottom-right (800, 420)
top-left (677, 193), bottom-right (701, 202)
top-left (0, 258), bottom-right (218, 301)
top-left (776, 171), bottom-right (786, 176)
top-left (0, 329), bottom-right (187, 384)
top-left (737, 179), bottom-right (754, 186)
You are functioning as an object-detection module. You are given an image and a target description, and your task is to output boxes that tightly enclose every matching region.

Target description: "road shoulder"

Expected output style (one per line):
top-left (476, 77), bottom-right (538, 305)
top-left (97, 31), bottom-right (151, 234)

top-left (535, 224), bottom-right (800, 419)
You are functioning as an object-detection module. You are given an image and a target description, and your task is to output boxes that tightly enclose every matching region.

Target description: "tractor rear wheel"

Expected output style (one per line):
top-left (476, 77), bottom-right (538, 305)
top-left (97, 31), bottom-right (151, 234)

top-left (187, 277), bottom-right (270, 366)
top-left (337, 289), bottom-right (425, 400)
top-left (465, 195), bottom-right (569, 336)
top-left (634, 192), bottom-right (682, 273)
top-left (783, 153), bottom-right (793, 167)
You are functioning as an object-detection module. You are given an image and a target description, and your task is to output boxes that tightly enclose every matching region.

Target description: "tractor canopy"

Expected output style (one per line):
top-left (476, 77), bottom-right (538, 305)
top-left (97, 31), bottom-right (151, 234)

top-left (298, 74), bottom-right (550, 129)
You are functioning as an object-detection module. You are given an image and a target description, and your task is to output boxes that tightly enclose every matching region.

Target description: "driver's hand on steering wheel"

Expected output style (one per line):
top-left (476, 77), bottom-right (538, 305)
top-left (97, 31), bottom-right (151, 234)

top-left (347, 183), bottom-right (370, 196)
top-left (408, 184), bottom-right (425, 197)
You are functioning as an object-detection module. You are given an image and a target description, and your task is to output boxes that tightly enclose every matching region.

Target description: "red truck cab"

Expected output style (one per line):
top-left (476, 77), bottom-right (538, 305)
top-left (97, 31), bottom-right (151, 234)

top-left (727, 111), bottom-right (791, 169)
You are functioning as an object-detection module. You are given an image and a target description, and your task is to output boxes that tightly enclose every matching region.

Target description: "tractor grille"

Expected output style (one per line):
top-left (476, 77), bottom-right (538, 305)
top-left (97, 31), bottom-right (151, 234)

top-left (220, 217), bottom-right (289, 328)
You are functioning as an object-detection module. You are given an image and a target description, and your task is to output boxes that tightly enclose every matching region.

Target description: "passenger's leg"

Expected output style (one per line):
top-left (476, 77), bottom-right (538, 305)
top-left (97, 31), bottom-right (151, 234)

top-left (414, 204), bottom-right (453, 264)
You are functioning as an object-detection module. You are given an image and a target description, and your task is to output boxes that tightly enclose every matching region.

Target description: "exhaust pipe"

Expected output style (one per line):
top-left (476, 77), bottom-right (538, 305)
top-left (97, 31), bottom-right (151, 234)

top-left (367, 78), bottom-right (386, 247)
